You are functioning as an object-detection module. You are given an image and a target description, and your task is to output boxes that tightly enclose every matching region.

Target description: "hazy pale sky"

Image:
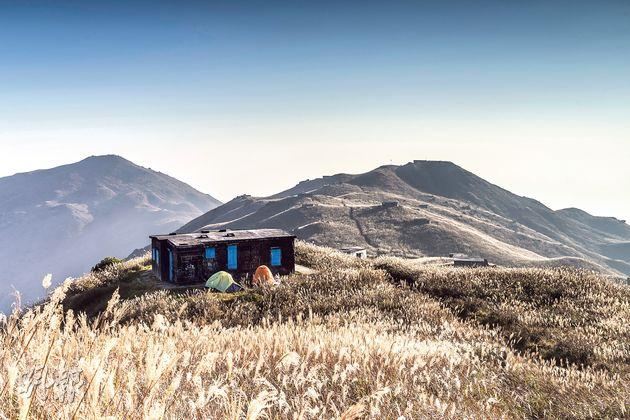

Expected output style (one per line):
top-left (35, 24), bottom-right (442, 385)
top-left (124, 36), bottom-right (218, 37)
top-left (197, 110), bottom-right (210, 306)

top-left (1, 1), bottom-right (629, 221)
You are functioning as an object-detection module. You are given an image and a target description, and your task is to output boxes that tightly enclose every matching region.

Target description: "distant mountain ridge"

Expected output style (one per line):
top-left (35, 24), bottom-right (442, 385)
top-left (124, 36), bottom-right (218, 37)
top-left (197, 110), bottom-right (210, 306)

top-left (0, 155), bottom-right (221, 311)
top-left (181, 160), bottom-right (630, 276)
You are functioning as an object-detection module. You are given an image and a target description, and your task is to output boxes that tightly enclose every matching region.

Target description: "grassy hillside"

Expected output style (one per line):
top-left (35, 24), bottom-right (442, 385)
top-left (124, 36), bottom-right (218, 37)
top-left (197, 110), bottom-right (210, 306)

top-left (180, 161), bottom-right (630, 277)
top-left (0, 242), bottom-right (628, 418)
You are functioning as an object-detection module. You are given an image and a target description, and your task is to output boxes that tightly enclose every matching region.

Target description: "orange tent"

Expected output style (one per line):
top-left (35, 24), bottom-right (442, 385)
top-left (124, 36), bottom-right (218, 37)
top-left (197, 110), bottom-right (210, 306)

top-left (252, 265), bottom-right (275, 287)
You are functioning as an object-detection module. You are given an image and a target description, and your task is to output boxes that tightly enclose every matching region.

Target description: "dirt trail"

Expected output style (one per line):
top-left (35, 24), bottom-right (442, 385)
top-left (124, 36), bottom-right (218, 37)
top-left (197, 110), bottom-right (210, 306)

top-left (347, 206), bottom-right (379, 249)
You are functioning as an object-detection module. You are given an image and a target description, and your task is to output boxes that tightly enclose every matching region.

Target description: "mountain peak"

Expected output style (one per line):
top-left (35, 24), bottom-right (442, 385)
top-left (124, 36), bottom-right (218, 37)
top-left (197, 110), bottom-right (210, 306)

top-left (79, 154), bottom-right (132, 164)
top-left (409, 159), bottom-right (458, 167)
top-left (180, 159), bottom-right (630, 277)
top-left (0, 155), bottom-right (222, 312)
top-left (397, 160), bottom-right (470, 180)
top-left (84, 154), bottom-right (124, 160)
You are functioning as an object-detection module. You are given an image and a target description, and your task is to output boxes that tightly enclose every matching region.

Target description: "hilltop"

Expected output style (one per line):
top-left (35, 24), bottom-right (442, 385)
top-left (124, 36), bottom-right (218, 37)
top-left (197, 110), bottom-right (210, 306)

top-left (0, 242), bottom-right (627, 418)
top-left (181, 160), bottom-right (630, 276)
top-left (0, 155), bottom-right (221, 311)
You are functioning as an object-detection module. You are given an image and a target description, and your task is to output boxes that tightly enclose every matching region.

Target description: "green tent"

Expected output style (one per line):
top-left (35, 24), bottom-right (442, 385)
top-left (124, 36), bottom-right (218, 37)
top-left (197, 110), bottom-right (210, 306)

top-left (205, 271), bottom-right (241, 293)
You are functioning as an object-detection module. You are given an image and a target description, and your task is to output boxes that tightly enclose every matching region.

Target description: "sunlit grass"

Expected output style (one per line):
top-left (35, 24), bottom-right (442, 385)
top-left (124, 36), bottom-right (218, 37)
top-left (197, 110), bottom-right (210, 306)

top-left (0, 241), bottom-right (627, 418)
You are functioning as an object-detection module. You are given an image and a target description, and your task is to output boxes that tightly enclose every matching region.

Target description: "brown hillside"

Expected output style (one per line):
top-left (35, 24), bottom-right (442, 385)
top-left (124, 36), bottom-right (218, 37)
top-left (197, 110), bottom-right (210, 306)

top-left (181, 160), bottom-right (630, 276)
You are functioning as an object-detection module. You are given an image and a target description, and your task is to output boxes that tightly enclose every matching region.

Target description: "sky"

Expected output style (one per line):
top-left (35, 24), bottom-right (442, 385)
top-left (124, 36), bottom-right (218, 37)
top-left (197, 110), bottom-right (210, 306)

top-left (0, 0), bottom-right (629, 221)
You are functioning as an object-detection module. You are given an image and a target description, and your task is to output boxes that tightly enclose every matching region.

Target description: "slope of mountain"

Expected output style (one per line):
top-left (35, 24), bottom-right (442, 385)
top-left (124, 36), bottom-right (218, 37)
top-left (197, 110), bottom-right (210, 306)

top-left (181, 160), bottom-right (630, 276)
top-left (0, 155), bottom-right (221, 311)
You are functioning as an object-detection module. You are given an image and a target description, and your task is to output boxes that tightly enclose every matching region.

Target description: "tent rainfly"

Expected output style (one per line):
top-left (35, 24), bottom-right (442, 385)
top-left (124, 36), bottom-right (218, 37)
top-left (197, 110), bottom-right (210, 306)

top-left (252, 265), bottom-right (275, 287)
top-left (205, 271), bottom-right (242, 293)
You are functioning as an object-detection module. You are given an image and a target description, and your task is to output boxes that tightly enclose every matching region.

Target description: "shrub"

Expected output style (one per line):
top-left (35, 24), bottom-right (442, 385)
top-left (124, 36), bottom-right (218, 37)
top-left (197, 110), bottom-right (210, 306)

top-left (91, 256), bottom-right (124, 272)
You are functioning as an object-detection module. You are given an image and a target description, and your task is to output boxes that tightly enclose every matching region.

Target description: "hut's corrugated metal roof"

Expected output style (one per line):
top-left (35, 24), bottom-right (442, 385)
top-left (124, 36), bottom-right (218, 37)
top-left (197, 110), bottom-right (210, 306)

top-left (151, 229), bottom-right (295, 247)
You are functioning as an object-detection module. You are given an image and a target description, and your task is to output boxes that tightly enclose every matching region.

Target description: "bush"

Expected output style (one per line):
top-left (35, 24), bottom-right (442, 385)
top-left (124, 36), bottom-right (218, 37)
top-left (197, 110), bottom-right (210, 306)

top-left (91, 256), bottom-right (124, 273)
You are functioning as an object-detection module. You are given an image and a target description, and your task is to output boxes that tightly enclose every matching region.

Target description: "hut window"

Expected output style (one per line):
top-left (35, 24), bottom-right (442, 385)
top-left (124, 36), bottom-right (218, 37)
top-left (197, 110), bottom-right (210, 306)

top-left (227, 245), bottom-right (238, 270)
top-left (270, 247), bottom-right (282, 267)
top-left (204, 247), bottom-right (216, 259)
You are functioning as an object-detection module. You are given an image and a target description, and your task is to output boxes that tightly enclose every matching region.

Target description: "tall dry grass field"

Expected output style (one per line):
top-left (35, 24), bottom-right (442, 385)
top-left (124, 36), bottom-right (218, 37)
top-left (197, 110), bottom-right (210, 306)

top-left (0, 242), bottom-right (628, 418)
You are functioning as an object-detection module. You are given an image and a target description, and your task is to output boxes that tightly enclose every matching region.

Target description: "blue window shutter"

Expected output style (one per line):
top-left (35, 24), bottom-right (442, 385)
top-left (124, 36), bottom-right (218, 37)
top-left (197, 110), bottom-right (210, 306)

top-left (168, 249), bottom-right (174, 282)
top-left (227, 245), bottom-right (238, 270)
top-left (205, 247), bottom-right (216, 259)
top-left (270, 247), bottom-right (282, 267)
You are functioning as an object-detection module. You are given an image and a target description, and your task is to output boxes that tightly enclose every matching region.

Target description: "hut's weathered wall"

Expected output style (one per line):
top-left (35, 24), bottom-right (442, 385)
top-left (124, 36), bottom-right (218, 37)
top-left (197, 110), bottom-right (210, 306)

top-left (152, 236), bottom-right (295, 284)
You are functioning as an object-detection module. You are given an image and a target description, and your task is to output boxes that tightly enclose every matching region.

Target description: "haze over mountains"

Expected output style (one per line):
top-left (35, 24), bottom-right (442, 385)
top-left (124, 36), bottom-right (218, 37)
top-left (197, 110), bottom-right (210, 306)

top-left (182, 160), bottom-right (630, 276)
top-left (0, 155), bottom-right (220, 311)
top-left (2, 156), bottom-right (629, 312)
